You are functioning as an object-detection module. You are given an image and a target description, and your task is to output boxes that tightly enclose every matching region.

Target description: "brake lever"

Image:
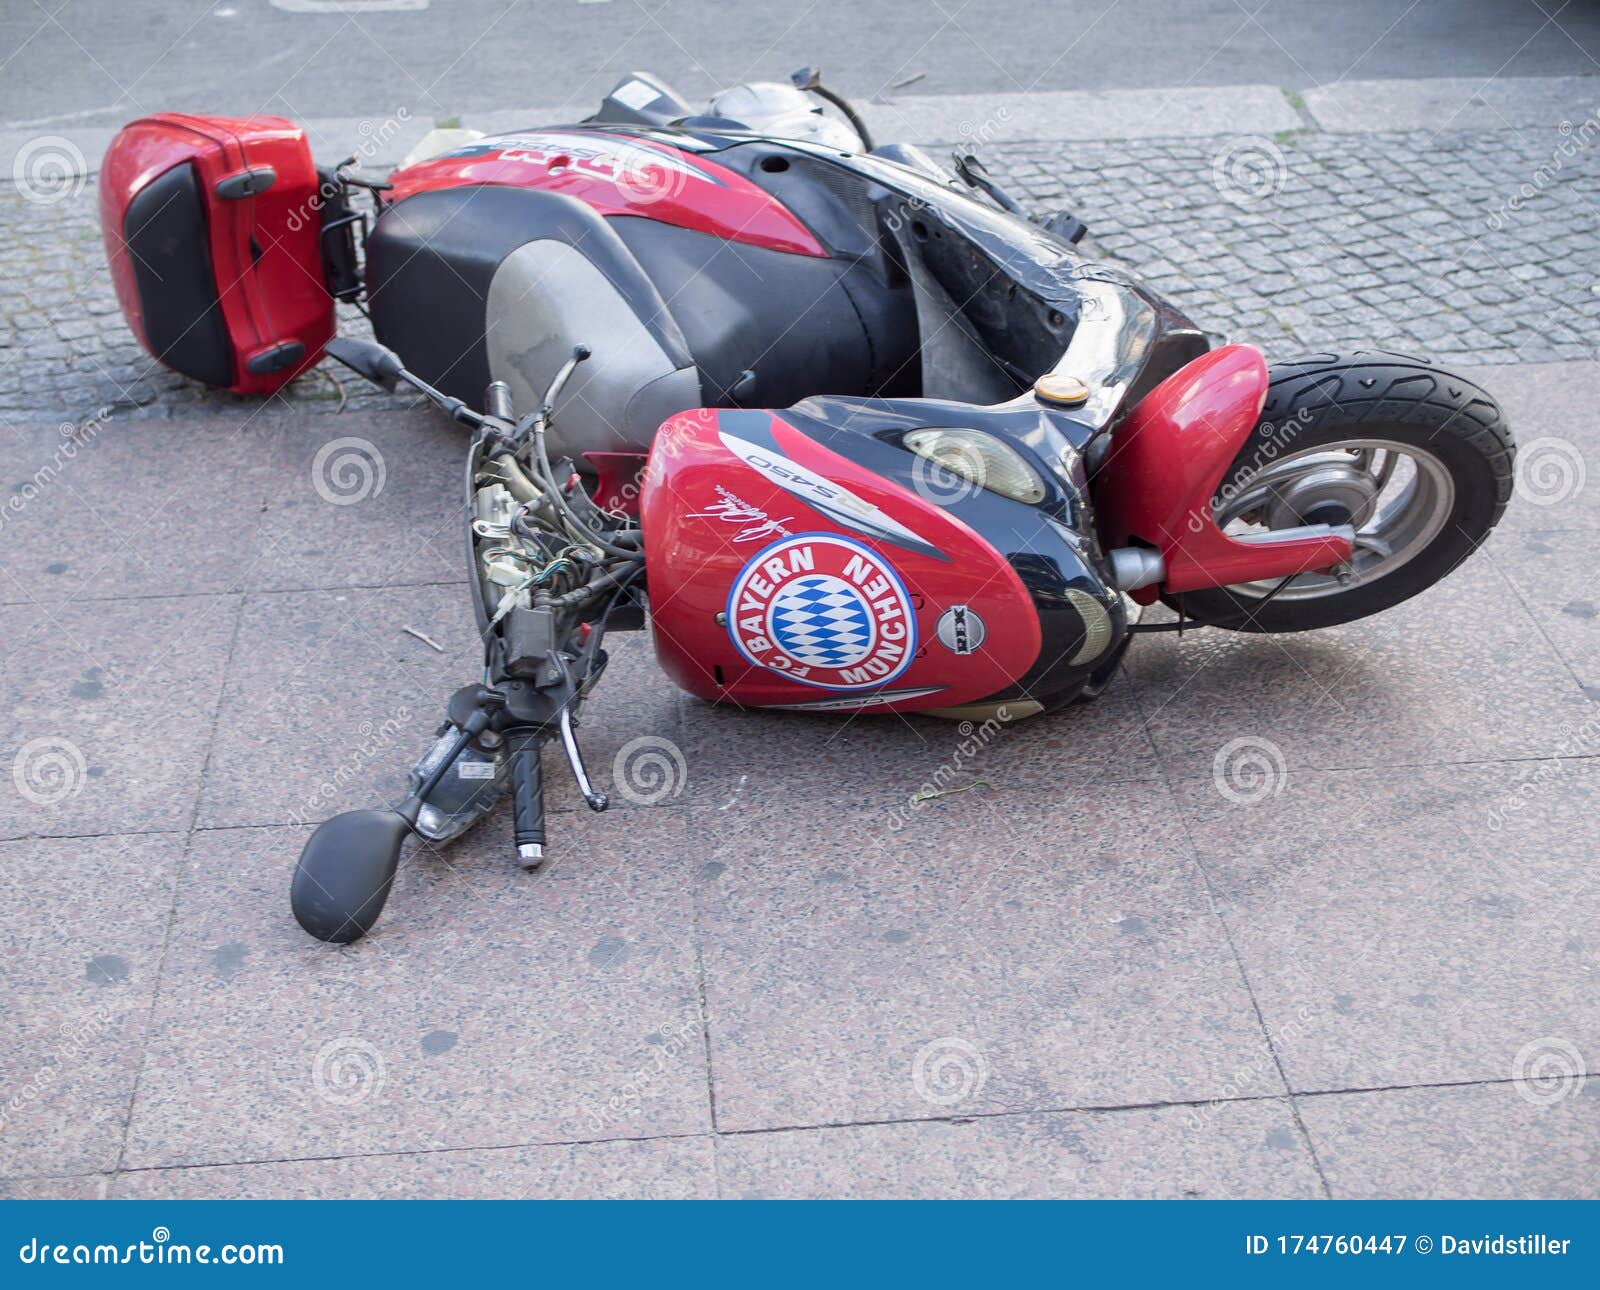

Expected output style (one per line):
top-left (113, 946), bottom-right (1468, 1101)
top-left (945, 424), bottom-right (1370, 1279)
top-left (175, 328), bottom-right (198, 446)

top-left (500, 345), bottom-right (590, 451)
top-left (538, 344), bottom-right (591, 418)
top-left (558, 705), bottom-right (608, 812)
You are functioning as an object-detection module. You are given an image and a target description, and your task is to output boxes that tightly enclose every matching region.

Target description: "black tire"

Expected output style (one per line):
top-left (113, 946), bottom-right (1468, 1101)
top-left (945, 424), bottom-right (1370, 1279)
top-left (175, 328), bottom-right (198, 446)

top-left (1165, 351), bottom-right (1514, 632)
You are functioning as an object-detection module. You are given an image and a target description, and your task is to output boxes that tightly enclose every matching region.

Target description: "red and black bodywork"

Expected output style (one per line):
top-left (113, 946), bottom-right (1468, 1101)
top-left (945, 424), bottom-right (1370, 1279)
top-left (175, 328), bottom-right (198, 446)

top-left (99, 113), bottom-right (336, 394)
top-left (97, 105), bottom-right (1353, 716)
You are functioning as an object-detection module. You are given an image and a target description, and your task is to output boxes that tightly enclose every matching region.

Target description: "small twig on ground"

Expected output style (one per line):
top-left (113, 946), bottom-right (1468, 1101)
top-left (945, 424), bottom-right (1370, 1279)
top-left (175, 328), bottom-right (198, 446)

top-left (910, 779), bottom-right (992, 804)
top-left (402, 625), bottom-right (445, 652)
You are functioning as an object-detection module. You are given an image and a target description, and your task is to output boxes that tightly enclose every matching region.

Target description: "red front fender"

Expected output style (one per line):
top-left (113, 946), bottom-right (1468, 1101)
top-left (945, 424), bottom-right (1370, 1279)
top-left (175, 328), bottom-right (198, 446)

top-left (1093, 344), bottom-right (1352, 600)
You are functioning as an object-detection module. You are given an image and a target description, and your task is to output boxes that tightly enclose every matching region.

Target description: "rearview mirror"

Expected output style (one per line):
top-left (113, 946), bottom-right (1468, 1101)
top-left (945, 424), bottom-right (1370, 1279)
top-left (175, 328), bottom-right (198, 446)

top-left (290, 809), bottom-right (409, 942)
top-left (324, 336), bottom-right (406, 392)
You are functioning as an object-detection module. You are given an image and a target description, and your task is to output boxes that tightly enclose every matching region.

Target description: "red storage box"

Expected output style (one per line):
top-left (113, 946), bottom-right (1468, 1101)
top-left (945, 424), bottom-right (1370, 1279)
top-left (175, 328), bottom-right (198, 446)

top-left (99, 113), bottom-right (335, 395)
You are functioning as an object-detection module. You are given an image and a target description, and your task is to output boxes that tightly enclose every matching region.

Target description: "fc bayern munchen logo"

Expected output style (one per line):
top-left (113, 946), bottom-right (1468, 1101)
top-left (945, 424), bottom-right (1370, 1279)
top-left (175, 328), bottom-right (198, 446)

top-left (725, 533), bottom-right (917, 690)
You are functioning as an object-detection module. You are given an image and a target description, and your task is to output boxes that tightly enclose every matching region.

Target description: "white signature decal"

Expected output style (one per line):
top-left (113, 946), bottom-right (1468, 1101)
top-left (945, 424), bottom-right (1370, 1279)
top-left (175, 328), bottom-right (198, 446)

top-left (717, 428), bottom-right (946, 560)
top-left (686, 486), bottom-right (794, 544)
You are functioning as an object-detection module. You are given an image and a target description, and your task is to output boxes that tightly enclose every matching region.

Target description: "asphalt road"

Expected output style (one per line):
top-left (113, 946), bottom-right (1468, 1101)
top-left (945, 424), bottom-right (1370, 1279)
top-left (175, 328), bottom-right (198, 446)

top-left (3, 0), bottom-right (1598, 127)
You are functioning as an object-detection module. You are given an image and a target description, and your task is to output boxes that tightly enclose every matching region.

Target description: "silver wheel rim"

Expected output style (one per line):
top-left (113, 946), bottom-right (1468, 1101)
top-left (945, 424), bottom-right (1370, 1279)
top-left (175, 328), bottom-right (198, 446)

top-left (1212, 437), bottom-right (1455, 601)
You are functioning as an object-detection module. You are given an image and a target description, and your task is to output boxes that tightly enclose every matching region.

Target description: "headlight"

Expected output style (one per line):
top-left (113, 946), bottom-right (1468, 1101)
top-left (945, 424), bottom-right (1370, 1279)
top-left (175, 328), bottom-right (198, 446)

top-left (902, 427), bottom-right (1047, 505)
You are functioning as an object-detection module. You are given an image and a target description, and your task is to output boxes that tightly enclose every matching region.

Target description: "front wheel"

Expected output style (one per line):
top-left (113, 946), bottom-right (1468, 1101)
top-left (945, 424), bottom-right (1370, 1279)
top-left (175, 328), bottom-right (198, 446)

top-left (1165, 351), bottom-right (1515, 633)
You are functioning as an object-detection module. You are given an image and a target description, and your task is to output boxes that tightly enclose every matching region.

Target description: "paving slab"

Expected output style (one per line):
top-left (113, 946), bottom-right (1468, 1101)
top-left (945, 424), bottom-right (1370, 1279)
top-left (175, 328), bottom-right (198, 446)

top-left (0, 595), bottom-right (239, 839)
top-left (1301, 1082), bottom-right (1600, 1200)
top-left (195, 583), bottom-right (478, 829)
top-left (0, 418), bottom-right (271, 605)
top-left (1126, 552), bottom-right (1589, 775)
top-left (1173, 761), bottom-right (1600, 1094)
top-left (1493, 534), bottom-right (1600, 693)
top-left (196, 584), bottom-right (677, 827)
top-left (122, 814), bottom-right (706, 1169)
top-left (0, 833), bottom-right (183, 1177)
top-left (691, 784), bottom-right (1279, 1133)
top-left (250, 410), bottom-right (468, 592)
top-left (0, 1175), bottom-right (108, 1199)
top-left (111, 1135), bottom-right (715, 1199)
top-left (0, 407), bottom-right (465, 602)
top-left (555, 630), bottom-right (684, 816)
top-left (1304, 76), bottom-right (1600, 134)
top-left (717, 1099), bottom-right (1323, 1199)
top-left (677, 668), bottom-right (1156, 818)
top-left (1471, 361), bottom-right (1600, 534)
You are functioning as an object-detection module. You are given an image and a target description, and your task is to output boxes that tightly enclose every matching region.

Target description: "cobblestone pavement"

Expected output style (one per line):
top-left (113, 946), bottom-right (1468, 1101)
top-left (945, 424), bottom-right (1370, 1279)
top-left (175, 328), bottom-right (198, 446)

top-left (1, 118), bottom-right (1595, 422)
top-left (988, 125), bottom-right (1600, 367)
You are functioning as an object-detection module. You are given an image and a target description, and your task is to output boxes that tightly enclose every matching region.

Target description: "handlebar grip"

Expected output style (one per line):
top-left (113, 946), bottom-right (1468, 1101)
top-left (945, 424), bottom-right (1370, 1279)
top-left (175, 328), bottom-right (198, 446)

top-left (507, 729), bottom-right (545, 868)
top-left (484, 380), bottom-right (514, 423)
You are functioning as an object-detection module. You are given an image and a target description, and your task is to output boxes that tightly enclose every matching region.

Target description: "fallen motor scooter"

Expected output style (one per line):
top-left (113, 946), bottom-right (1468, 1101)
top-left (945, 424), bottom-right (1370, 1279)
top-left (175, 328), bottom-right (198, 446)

top-left (96, 69), bottom-right (1515, 941)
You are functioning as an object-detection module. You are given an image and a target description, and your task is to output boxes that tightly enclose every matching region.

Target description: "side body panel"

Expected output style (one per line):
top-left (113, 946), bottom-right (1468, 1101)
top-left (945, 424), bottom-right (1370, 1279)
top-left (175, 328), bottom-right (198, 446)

top-left (386, 128), bottom-right (826, 258)
top-left (642, 407), bottom-right (1042, 713)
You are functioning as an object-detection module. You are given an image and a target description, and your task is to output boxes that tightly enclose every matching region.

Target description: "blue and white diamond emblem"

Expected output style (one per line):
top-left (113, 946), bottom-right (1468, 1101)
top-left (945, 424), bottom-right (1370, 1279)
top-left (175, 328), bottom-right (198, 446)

top-left (769, 574), bottom-right (874, 668)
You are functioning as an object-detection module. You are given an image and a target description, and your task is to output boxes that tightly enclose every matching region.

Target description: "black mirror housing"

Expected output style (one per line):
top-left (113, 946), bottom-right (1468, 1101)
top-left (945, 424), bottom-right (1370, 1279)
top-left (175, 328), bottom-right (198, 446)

top-left (324, 336), bottom-right (406, 392)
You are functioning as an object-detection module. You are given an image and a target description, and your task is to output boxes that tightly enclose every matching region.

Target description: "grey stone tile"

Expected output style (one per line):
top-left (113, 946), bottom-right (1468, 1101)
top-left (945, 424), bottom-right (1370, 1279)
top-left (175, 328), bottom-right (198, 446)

top-left (1173, 761), bottom-right (1600, 1093)
top-left (196, 584), bottom-right (478, 828)
top-left (0, 418), bottom-right (273, 604)
top-left (692, 784), bottom-right (1278, 1132)
top-left (1470, 360), bottom-right (1600, 533)
top-left (1494, 534), bottom-right (1600, 691)
top-left (1126, 553), bottom-right (1587, 773)
top-left (0, 1175), bottom-right (108, 1199)
top-left (0, 595), bottom-right (240, 838)
top-left (0, 833), bottom-right (184, 1176)
top-left (718, 1100), bottom-right (1323, 1199)
top-left (250, 410), bottom-right (467, 592)
top-left (196, 587), bottom-right (676, 828)
top-left (122, 814), bottom-right (708, 1168)
top-left (1306, 76), bottom-right (1600, 135)
top-left (112, 1135), bottom-right (715, 1199)
top-left (1302, 1082), bottom-right (1600, 1199)
top-left (677, 668), bottom-right (1156, 817)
